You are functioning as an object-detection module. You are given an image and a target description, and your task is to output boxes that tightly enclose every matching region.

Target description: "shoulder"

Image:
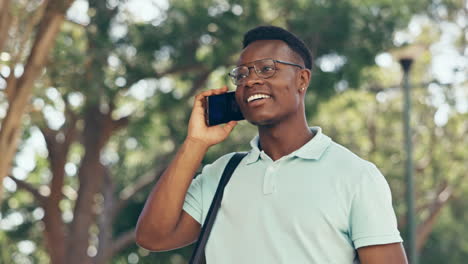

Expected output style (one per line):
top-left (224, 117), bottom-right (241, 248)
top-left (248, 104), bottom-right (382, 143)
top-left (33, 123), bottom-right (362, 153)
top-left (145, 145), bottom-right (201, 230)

top-left (197, 152), bottom-right (238, 182)
top-left (325, 140), bottom-right (374, 175)
top-left (328, 142), bottom-right (392, 197)
top-left (204, 152), bottom-right (238, 170)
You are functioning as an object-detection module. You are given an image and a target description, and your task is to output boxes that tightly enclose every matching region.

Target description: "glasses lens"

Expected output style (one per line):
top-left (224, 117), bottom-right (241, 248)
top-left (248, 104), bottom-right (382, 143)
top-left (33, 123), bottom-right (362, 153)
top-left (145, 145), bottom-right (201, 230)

top-left (229, 66), bottom-right (249, 85)
top-left (254, 59), bottom-right (276, 79)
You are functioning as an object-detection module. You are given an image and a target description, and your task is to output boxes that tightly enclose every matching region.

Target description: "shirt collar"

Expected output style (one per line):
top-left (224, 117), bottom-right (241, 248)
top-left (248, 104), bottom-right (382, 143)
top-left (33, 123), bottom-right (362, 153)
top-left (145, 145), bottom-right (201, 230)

top-left (245, 126), bottom-right (332, 164)
top-left (245, 137), bottom-right (261, 164)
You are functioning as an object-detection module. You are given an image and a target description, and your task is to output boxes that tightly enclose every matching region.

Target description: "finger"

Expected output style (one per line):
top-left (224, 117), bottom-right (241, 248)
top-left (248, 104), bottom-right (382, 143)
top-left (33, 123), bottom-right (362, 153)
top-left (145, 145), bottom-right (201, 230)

top-left (223, 120), bottom-right (238, 133)
top-left (193, 94), bottom-right (205, 109)
top-left (198, 86), bottom-right (229, 97)
top-left (193, 87), bottom-right (228, 110)
top-left (193, 86), bottom-right (231, 113)
top-left (211, 86), bottom-right (229, 95)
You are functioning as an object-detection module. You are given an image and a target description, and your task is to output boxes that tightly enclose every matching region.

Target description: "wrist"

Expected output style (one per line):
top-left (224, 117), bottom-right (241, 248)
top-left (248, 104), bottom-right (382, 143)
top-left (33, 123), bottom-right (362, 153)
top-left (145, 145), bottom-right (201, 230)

top-left (184, 137), bottom-right (211, 152)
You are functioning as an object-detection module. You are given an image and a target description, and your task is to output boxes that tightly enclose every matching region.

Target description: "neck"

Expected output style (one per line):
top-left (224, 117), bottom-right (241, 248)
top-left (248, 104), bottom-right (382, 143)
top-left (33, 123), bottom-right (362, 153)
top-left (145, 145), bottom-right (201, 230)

top-left (257, 118), bottom-right (314, 161)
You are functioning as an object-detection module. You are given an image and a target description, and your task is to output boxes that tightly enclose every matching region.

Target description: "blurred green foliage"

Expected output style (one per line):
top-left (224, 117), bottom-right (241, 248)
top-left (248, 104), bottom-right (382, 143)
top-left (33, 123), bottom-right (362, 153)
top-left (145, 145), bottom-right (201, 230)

top-left (0, 0), bottom-right (466, 263)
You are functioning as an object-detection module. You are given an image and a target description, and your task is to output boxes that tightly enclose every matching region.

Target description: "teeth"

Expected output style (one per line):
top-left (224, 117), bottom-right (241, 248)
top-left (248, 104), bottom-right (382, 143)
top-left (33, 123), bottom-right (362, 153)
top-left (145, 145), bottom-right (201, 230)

top-left (247, 94), bottom-right (271, 103)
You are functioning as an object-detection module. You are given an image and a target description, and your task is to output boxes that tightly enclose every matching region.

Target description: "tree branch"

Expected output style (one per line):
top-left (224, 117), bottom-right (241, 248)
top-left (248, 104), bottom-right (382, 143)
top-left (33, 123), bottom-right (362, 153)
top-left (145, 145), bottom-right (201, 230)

top-left (8, 0), bottom-right (48, 72)
top-left (398, 179), bottom-right (450, 230)
top-left (7, 175), bottom-right (46, 204)
top-left (112, 116), bottom-right (130, 132)
top-left (181, 70), bottom-right (212, 101)
top-left (157, 64), bottom-right (208, 78)
top-left (114, 149), bottom-right (177, 215)
top-left (416, 184), bottom-right (454, 251)
top-left (110, 229), bottom-right (136, 256)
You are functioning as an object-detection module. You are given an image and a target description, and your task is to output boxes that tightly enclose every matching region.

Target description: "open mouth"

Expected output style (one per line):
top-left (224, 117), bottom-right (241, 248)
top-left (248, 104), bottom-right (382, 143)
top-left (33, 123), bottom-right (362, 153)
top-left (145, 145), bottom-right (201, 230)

top-left (246, 94), bottom-right (271, 103)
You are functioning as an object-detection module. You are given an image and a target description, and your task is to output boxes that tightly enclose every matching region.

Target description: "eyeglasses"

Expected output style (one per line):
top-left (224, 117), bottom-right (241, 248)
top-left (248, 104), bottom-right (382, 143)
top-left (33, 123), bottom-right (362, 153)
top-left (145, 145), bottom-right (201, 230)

top-left (228, 58), bottom-right (304, 86)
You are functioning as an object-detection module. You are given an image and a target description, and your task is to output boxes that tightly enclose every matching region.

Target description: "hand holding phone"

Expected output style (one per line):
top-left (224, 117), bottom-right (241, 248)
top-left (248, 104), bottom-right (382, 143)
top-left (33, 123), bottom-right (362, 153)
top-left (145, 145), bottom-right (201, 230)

top-left (186, 87), bottom-right (239, 148)
top-left (205, 91), bottom-right (245, 126)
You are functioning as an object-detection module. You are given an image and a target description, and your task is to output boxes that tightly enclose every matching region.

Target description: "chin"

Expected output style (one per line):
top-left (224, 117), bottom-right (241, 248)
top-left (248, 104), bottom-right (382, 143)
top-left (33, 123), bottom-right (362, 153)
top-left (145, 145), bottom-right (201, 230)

top-left (246, 110), bottom-right (298, 127)
top-left (246, 116), bottom-right (277, 127)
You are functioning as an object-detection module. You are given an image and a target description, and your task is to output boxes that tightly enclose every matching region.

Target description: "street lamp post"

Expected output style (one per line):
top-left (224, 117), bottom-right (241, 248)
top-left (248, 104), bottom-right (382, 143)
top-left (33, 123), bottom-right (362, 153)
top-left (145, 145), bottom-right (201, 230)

top-left (399, 58), bottom-right (418, 264)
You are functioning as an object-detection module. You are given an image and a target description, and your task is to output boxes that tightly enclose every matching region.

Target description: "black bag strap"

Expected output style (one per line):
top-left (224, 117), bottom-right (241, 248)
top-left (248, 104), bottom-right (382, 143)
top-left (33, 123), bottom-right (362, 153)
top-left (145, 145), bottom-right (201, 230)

top-left (189, 152), bottom-right (248, 264)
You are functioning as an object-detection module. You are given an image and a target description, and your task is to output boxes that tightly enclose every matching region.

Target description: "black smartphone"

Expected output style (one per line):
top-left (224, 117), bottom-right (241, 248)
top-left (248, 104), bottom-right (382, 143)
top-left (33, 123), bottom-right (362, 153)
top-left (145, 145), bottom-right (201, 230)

top-left (205, 91), bottom-right (244, 126)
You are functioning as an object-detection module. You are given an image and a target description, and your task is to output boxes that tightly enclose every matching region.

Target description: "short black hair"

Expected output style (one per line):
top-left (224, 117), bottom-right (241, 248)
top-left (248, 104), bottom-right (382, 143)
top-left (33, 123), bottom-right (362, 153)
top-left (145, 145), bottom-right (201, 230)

top-left (242, 26), bottom-right (313, 70)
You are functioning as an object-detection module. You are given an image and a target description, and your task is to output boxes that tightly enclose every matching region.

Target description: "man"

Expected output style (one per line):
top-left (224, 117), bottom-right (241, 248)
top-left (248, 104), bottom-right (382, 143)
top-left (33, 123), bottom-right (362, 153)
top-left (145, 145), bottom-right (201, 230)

top-left (136, 26), bottom-right (407, 264)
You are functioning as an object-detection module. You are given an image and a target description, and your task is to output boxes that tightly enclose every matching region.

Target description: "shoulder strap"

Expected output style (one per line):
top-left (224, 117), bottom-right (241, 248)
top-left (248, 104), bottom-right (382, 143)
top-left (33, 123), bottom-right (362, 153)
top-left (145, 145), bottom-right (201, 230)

top-left (189, 152), bottom-right (248, 264)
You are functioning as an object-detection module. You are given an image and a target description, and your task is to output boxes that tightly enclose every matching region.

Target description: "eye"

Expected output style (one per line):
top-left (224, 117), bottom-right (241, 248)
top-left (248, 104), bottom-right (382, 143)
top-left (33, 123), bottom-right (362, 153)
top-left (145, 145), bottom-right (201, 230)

top-left (261, 66), bottom-right (274, 72)
top-left (236, 73), bottom-right (247, 80)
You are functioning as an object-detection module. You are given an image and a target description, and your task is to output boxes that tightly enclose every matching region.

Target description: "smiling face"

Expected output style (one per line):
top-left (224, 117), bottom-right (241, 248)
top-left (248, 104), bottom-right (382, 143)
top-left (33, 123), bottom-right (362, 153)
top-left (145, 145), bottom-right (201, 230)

top-left (235, 40), bottom-right (310, 126)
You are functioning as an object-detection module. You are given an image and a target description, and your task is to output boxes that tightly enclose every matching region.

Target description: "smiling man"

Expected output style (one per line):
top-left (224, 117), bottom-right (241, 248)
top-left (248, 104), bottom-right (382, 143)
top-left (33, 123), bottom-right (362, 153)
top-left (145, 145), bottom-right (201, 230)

top-left (136, 26), bottom-right (408, 264)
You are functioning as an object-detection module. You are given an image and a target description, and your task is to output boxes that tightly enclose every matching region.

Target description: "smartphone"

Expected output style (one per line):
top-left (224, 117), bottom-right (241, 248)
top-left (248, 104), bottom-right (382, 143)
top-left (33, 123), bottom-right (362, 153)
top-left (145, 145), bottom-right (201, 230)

top-left (205, 91), bottom-right (244, 126)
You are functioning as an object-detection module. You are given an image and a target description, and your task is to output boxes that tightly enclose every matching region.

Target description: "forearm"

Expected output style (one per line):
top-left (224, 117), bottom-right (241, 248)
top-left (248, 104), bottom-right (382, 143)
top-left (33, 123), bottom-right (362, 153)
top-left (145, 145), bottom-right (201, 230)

top-left (358, 243), bottom-right (408, 264)
top-left (136, 138), bottom-right (209, 238)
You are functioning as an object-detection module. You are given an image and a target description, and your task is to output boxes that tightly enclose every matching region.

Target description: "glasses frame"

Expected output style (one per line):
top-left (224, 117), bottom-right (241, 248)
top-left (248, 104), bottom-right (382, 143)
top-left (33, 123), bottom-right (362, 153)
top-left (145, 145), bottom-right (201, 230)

top-left (228, 58), bottom-right (304, 86)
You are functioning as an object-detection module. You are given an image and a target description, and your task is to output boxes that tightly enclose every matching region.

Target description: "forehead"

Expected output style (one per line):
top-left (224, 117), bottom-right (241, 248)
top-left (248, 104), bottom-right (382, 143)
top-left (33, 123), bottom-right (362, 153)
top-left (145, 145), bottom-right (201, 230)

top-left (237, 40), bottom-right (295, 66)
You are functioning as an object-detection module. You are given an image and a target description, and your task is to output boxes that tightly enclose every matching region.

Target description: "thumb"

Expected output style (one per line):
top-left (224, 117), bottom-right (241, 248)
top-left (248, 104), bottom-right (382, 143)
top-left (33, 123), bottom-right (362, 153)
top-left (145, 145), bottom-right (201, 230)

top-left (223, 121), bottom-right (238, 134)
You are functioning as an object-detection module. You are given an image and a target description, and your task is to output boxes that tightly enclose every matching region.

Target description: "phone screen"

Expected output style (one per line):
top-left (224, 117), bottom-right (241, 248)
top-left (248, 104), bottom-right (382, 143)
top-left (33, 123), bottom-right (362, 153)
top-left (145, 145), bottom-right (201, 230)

top-left (206, 91), bottom-right (244, 126)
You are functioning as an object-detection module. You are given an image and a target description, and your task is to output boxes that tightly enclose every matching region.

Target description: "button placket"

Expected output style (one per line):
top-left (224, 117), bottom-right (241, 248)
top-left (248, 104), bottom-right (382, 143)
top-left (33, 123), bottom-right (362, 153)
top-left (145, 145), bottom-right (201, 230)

top-left (263, 165), bottom-right (277, 195)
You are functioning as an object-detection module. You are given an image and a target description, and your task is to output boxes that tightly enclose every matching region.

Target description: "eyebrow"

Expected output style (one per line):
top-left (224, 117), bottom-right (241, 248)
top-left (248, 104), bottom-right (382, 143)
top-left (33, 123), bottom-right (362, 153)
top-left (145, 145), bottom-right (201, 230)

top-left (237, 58), bottom-right (269, 67)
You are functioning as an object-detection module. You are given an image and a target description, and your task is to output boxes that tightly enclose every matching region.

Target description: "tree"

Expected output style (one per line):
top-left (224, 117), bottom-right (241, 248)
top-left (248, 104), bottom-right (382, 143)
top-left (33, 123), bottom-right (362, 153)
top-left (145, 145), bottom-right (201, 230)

top-left (0, 0), bottom-right (75, 203)
top-left (1, 0), bottom-right (443, 263)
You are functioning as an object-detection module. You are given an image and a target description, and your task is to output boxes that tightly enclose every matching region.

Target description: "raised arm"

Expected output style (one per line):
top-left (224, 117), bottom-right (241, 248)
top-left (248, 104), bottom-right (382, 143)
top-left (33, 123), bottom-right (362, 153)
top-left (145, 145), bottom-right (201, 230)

top-left (135, 86), bottom-right (238, 251)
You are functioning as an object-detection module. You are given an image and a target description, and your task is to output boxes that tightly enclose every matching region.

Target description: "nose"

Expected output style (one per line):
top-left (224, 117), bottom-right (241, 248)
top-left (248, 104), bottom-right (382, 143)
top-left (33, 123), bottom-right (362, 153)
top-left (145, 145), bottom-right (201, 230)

top-left (243, 68), bottom-right (264, 88)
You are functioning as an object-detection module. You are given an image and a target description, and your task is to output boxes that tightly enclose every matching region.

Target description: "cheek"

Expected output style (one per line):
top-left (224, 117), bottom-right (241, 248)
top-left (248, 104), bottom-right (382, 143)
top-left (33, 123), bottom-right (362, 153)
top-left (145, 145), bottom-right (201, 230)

top-left (276, 72), bottom-right (298, 92)
top-left (276, 85), bottom-right (302, 111)
top-left (276, 79), bottom-right (299, 101)
top-left (235, 90), bottom-right (242, 104)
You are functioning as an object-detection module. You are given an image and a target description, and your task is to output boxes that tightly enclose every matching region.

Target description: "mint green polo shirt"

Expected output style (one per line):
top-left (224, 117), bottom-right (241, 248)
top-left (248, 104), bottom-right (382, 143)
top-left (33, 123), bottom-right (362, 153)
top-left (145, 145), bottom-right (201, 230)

top-left (183, 127), bottom-right (402, 263)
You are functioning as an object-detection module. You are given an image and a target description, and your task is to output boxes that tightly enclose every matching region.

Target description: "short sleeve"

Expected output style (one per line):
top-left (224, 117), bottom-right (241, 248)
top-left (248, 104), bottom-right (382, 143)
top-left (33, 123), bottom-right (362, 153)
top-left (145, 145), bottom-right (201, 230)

top-left (183, 175), bottom-right (203, 224)
top-left (350, 163), bottom-right (403, 249)
top-left (182, 153), bottom-right (237, 225)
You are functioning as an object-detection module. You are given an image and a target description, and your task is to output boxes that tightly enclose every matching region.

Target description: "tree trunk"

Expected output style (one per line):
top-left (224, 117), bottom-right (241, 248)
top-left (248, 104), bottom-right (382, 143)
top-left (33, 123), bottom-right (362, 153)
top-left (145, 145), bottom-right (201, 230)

top-left (0, 0), bottom-right (11, 52)
top-left (43, 203), bottom-right (67, 264)
top-left (66, 105), bottom-right (126, 264)
top-left (94, 168), bottom-right (115, 264)
top-left (0, 0), bottom-right (74, 203)
top-left (66, 107), bottom-right (107, 264)
top-left (40, 123), bottom-right (76, 264)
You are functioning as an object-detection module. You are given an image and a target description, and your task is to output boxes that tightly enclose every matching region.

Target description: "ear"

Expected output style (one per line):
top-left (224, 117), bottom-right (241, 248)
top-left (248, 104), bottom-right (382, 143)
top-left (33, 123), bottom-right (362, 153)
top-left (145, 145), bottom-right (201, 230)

top-left (297, 68), bottom-right (311, 92)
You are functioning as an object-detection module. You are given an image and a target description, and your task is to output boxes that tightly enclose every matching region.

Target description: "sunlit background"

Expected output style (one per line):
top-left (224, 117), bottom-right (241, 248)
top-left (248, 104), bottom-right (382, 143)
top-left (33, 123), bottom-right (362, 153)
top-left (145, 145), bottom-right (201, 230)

top-left (0, 0), bottom-right (467, 263)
